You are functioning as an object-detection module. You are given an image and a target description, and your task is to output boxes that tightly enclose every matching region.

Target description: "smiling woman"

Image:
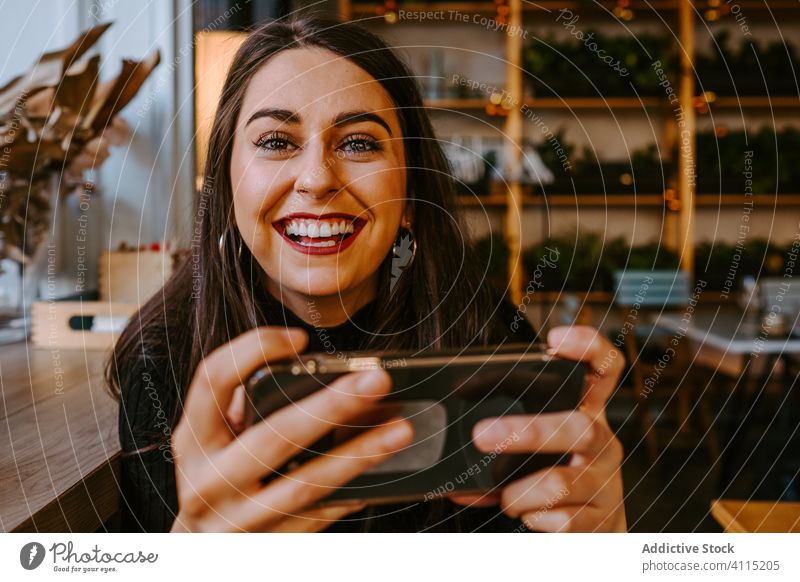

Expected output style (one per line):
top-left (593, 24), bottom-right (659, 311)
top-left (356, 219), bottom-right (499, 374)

top-left (105, 16), bottom-right (626, 533)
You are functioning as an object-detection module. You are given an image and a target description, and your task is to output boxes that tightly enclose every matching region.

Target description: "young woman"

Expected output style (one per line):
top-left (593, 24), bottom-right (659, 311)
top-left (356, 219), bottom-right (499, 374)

top-left (106, 16), bottom-right (627, 533)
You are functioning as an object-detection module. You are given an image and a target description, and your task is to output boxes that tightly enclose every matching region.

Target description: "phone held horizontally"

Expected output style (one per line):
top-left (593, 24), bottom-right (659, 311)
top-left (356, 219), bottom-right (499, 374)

top-left (244, 343), bottom-right (586, 506)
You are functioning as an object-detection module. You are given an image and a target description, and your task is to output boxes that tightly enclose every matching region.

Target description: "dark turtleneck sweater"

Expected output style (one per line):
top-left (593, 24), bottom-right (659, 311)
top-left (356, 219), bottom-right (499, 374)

top-left (117, 292), bottom-right (538, 532)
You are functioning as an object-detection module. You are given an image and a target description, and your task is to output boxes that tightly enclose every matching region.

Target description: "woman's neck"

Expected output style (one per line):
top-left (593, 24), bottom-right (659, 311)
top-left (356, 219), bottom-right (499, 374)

top-left (264, 276), bottom-right (378, 327)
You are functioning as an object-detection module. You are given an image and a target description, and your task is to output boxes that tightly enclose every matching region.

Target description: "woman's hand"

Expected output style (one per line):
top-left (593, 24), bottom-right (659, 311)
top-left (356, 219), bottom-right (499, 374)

top-left (453, 326), bottom-right (627, 532)
top-left (170, 327), bottom-right (413, 532)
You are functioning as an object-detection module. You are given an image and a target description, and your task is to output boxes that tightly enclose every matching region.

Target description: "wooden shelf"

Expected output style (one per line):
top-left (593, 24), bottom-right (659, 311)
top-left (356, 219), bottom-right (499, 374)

top-left (425, 96), bottom-right (800, 114)
top-left (459, 194), bottom-right (800, 208)
top-left (520, 0), bottom-right (800, 17)
top-left (524, 97), bottom-right (663, 110)
top-left (351, 2), bottom-right (498, 18)
top-left (526, 194), bottom-right (665, 207)
top-left (350, 0), bottom-right (800, 18)
top-left (696, 194), bottom-right (800, 207)
top-left (707, 96), bottom-right (800, 110)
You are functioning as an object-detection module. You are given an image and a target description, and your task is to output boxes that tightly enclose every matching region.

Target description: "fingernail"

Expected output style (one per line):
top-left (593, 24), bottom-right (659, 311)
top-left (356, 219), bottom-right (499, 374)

top-left (356, 369), bottom-right (389, 395)
top-left (284, 327), bottom-right (308, 345)
top-left (522, 510), bottom-right (569, 532)
top-left (474, 418), bottom-right (505, 447)
top-left (382, 420), bottom-right (412, 448)
top-left (547, 327), bottom-right (568, 348)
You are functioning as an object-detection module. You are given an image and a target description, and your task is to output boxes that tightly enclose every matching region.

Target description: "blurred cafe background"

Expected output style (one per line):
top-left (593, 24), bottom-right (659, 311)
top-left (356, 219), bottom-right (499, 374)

top-left (0, 0), bottom-right (798, 533)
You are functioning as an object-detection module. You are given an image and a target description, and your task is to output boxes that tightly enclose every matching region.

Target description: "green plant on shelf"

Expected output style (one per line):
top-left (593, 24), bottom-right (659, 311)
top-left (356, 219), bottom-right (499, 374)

top-left (694, 126), bottom-right (800, 195)
top-left (523, 233), bottom-right (680, 293)
top-left (523, 31), bottom-right (676, 98)
top-left (695, 238), bottom-right (788, 291)
top-left (478, 230), bottom-right (793, 296)
top-left (534, 136), bottom-right (672, 196)
top-left (695, 30), bottom-right (800, 96)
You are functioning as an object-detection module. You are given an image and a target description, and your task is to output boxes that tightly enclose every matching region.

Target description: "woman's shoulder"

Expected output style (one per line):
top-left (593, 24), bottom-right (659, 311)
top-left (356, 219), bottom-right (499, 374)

top-left (111, 292), bottom-right (192, 450)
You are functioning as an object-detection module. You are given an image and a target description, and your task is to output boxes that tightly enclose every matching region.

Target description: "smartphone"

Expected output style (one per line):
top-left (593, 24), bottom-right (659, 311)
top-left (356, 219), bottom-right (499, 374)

top-left (244, 342), bottom-right (585, 506)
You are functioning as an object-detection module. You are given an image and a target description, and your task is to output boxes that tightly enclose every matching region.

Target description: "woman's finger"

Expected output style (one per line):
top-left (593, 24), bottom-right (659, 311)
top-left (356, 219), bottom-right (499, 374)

top-left (231, 418), bottom-right (413, 530)
top-left (218, 369), bottom-right (394, 487)
top-left (449, 492), bottom-right (501, 508)
top-left (269, 503), bottom-right (367, 533)
top-left (498, 465), bottom-right (600, 519)
top-left (472, 410), bottom-right (617, 460)
top-left (225, 386), bottom-right (246, 435)
top-left (176, 327), bottom-right (307, 456)
top-left (520, 505), bottom-right (613, 533)
top-left (547, 326), bottom-right (624, 418)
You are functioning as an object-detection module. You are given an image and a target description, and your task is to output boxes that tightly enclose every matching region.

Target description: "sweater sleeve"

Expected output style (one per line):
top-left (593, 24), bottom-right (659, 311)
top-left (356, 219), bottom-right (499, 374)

top-left (117, 354), bottom-right (179, 532)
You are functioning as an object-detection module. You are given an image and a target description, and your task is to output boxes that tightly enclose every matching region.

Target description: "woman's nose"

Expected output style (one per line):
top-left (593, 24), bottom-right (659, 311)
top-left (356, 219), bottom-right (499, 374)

top-left (293, 143), bottom-right (342, 199)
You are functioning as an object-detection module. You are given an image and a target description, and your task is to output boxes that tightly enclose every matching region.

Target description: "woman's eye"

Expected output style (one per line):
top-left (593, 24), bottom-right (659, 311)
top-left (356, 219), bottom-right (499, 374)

top-left (253, 133), bottom-right (298, 153)
top-left (339, 136), bottom-right (382, 155)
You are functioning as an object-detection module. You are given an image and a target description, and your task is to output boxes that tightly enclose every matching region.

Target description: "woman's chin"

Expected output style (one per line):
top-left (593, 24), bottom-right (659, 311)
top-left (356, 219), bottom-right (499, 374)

top-left (280, 275), bottom-right (358, 300)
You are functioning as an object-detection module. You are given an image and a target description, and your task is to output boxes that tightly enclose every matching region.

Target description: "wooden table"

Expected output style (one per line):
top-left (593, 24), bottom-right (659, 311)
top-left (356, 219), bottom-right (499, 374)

top-left (655, 310), bottom-right (800, 378)
top-left (711, 499), bottom-right (800, 533)
top-left (0, 342), bottom-right (120, 532)
top-left (655, 309), bottom-right (800, 493)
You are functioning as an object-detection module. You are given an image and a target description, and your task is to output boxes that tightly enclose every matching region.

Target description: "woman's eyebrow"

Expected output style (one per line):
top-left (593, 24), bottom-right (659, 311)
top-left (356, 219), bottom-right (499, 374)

top-left (245, 107), bottom-right (393, 136)
top-left (332, 110), bottom-right (393, 136)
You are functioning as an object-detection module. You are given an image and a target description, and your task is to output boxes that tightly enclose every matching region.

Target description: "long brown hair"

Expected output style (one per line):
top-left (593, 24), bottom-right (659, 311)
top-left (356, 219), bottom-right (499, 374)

top-left (106, 15), bottom-right (503, 435)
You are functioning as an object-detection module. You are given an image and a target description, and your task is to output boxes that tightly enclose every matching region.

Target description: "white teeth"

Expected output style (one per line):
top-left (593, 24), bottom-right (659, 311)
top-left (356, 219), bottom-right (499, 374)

top-left (299, 239), bottom-right (336, 247)
top-left (282, 217), bottom-right (357, 238)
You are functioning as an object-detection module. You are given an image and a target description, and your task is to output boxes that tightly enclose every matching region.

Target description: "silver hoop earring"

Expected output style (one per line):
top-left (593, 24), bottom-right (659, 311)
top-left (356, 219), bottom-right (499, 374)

top-left (390, 225), bottom-right (417, 293)
top-left (218, 229), bottom-right (243, 259)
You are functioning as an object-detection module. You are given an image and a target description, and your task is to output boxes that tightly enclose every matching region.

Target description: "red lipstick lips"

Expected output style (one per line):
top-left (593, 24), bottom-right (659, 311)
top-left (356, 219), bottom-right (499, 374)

top-left (272, 212), bottom-right (366, 256)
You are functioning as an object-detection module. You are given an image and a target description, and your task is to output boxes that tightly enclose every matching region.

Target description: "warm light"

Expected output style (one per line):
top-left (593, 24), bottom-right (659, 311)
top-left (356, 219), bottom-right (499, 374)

top-left (490, 92), bottom-right (503, 105)
top-left (715, 126), bottom-right (729, 138)
top-left (705, 9), bottom-right (720, 21)
top-left (620, 173), bottom-right (633, 186)
top-left (195, 31), bottom-right (246, 177)
top-left (384, 11), bottom-right (398, 24)
top-left (708, 0), bottom-right (721, 6)
top-left (664, 188), bottom-right (676, 200)
top-left (704, 90), bottom-right (717, 103)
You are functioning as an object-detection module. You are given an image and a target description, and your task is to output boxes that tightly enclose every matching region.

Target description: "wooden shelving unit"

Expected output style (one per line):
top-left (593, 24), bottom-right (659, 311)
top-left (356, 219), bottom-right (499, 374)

top-left (338, 0), bottom-right (800, 305)
top-left (345, 0), bottom-right (800, 20)
top-left (459, 194), bottom-right (800, 208)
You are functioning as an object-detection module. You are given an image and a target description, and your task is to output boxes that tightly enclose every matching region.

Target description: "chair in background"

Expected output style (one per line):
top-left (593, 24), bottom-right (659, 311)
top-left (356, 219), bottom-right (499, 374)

top-left (613, 270), bottom-right (719, 463)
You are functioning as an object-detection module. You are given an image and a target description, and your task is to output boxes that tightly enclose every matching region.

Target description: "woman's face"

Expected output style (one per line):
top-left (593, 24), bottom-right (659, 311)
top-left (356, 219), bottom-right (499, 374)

top-left (231, 47), bottom-right (408, 308)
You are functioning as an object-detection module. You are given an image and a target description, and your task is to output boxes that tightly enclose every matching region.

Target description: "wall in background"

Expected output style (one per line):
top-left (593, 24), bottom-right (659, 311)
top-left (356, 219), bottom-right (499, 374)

top-left (0, 0), bottom-right (195, 302)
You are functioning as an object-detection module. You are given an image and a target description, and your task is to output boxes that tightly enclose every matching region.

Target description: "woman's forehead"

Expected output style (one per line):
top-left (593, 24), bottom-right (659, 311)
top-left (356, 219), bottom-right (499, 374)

top-left (240, 47), bottom-right (398, 127)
